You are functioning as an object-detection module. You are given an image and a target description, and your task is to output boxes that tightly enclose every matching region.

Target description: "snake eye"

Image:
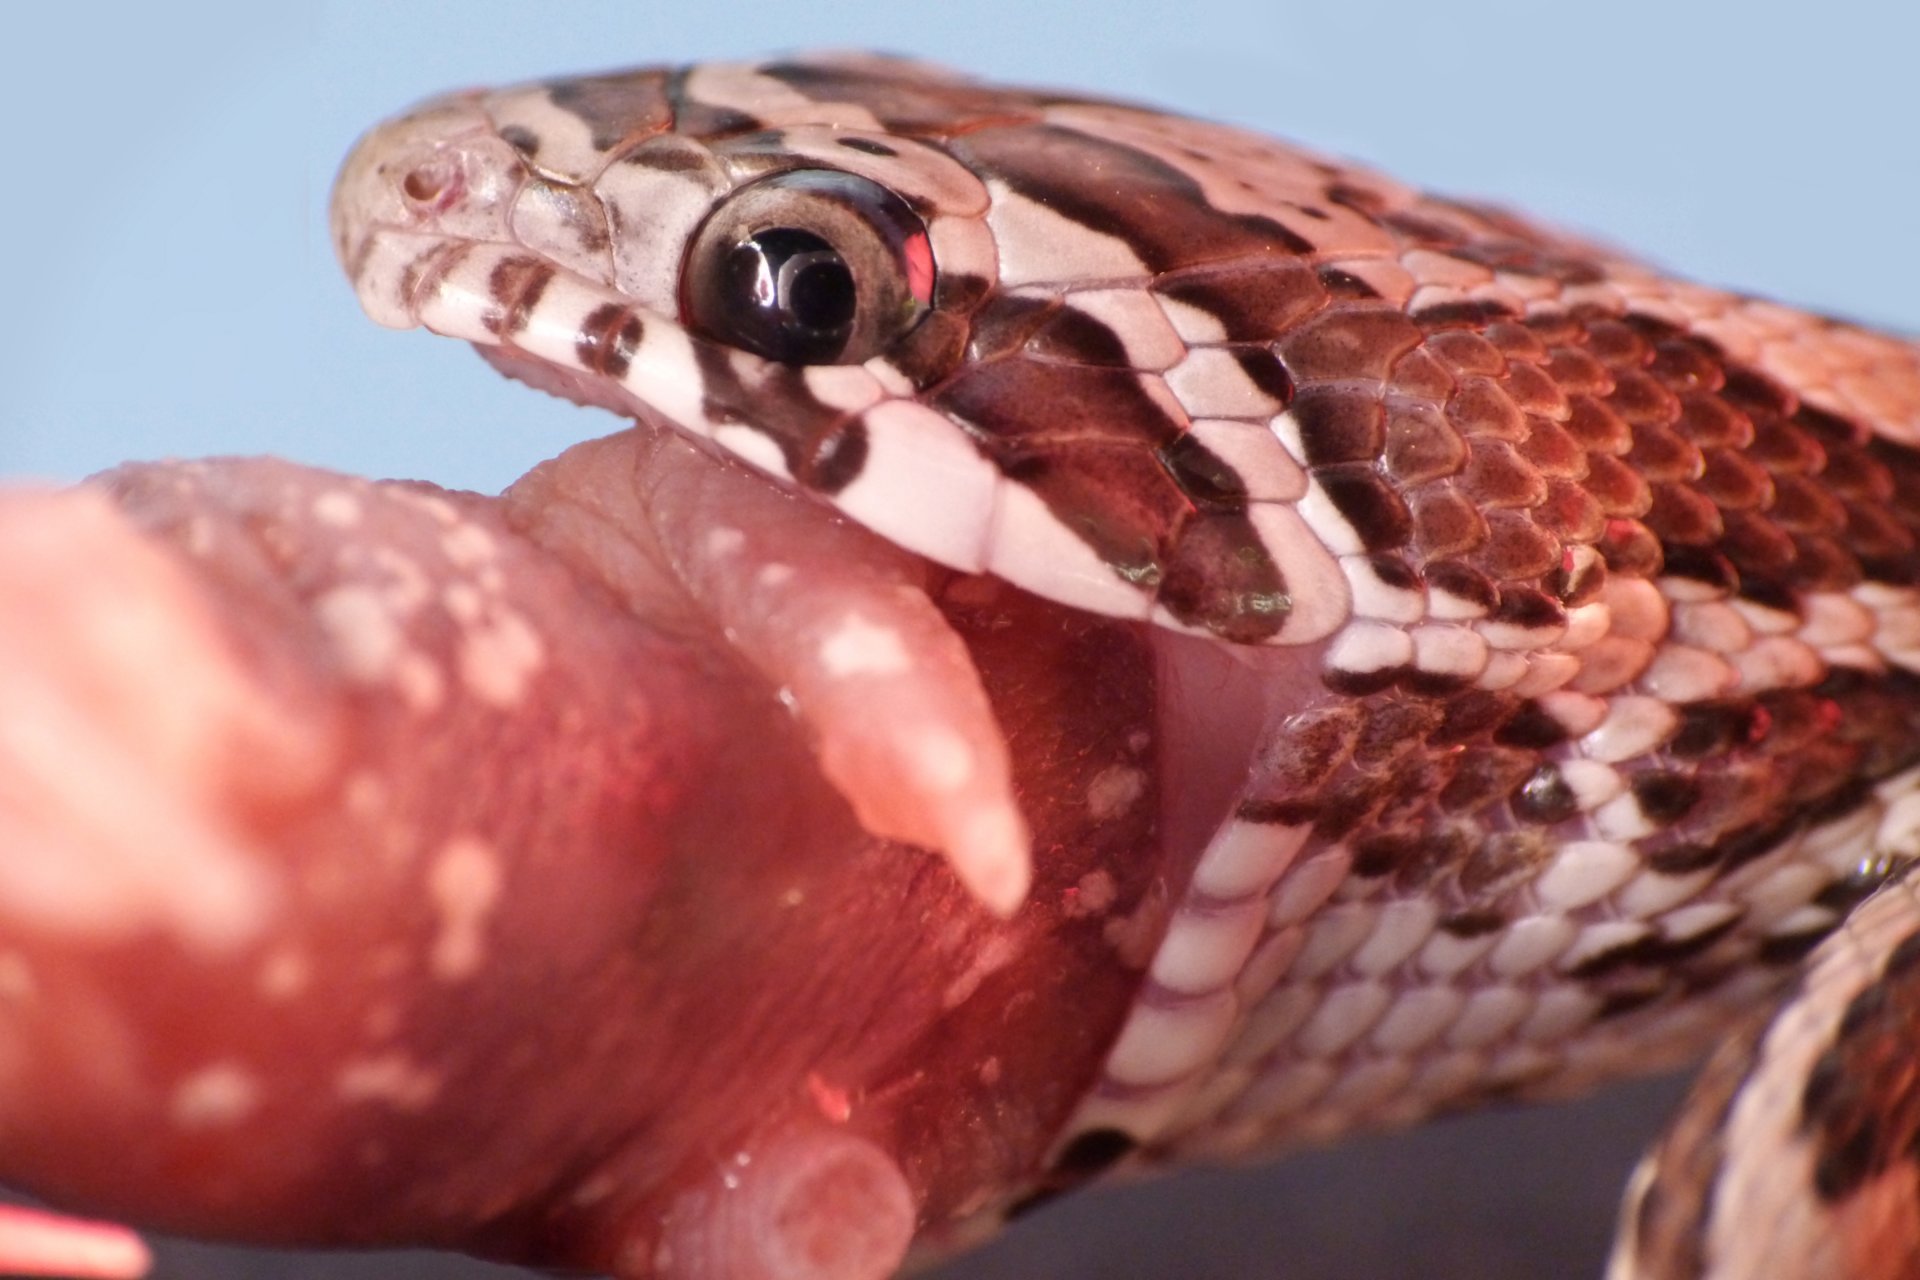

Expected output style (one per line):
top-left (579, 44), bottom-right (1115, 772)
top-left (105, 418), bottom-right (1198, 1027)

top-left (681, 169), bottom-right (935, 365)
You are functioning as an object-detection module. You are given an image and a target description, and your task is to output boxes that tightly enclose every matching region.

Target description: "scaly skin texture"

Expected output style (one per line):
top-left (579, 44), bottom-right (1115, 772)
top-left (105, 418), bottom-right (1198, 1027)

top-left (8, 51), bottom-right (1920, 1280)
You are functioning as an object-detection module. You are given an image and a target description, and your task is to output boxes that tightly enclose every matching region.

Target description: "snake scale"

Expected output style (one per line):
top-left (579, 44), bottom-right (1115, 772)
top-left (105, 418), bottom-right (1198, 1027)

top-left (7, 50), bottom-right (1920, 1280)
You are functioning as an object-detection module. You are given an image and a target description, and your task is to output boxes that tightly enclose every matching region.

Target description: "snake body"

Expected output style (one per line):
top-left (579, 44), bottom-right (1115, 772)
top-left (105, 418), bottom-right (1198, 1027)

top-left (11, 50), bottom-right (1920, 1280)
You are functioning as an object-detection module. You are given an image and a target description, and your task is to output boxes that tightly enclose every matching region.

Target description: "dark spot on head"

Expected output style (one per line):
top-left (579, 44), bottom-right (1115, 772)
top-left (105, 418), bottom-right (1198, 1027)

top-left (574, 304), bottom-right (644, 380)
top-left (836, 136), bottom-right (899, 157)
top-left (483, 257), bottom-right (555, 337)
top-left (801, 420), bottom-right (870, 493)
top-left (499, 125), bottom-right (540, 157)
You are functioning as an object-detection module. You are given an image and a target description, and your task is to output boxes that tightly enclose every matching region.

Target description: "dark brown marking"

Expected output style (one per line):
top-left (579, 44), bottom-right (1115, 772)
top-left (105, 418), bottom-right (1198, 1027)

top-left (1317, 467), bottom-right (1413, 551)
top-left (1151, 260), bottom-right (1329, 343)
top-left (1231, 347), bottom-right (1295, 405)
top-left (662, 67), bottom-right (762, 138)
top-left (1439, 909), bottom-right (1506, 938)
top-left (757, 59), bottom-right (1048, 133)
top-left (574, 303), bottom-right (643, 380)
top-left (955, 123), bottom-right (1316, 272)
top-left (1799, 911), bottom-right (1920, 1204)
top-left (1027, 305), bottom-right (1134, 367)
top-left (1412, 299), bottom-right (1516, 329)
top-left (1160, 511), bottom-right (1291, 643)
top-left (547, 70), bottom-right (675, 154)
top-left (1158, 433), bottom-right (1249, 508)
top-left (483, 257), bottom-right (555, 337)
top-left (499, 125), bottom-right (540, 157)
top-left (1291, 388), bottom-right (1385, 466)
top-left (1511, 764), bottom-right (1578, 825)
top-left (1277, 307), bottom-right (1423, 383)
top-left (1493, 701), bottom-right (1570, 750)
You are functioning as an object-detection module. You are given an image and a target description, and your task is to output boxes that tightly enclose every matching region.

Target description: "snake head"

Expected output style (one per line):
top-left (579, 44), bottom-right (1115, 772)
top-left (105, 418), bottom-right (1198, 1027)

top-left (330, 52), bottom-right (1354, 646)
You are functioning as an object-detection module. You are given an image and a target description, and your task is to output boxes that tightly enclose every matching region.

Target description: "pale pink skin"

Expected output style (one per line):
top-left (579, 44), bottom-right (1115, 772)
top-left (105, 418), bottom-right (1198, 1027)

top-left (0, 428), bottom-right (1184, 1277)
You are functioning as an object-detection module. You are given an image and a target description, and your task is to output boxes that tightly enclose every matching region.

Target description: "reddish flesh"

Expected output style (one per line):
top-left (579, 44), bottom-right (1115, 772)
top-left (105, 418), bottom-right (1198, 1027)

top-left (0, 431), bottom-right (1175, 1273)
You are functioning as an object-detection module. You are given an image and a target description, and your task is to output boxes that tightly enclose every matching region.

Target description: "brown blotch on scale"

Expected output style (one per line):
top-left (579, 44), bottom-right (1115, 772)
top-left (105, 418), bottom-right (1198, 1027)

top-left (1658, 545), bottom-right (1737, 592)
top-left (1276, 307), bottom-right (1423, 382)
top-left (1648, 339), bottom-right (1725, 393)
top-left (1748, 415), bottom-right (1828, 475)
top-left (1459, 439), bottom-right (1548, 509)
top-left (1473, 511), bottom-right (1561, 579)
top-left (1386, 346), bottom-right (1456, 401)
top-left (1595, 518), bottom-right (1663, 578)
top-left (958, 123), bottom-right (1318, 272)
top-left (1426, 330), bottom-right (1507, 378)
top-left (1445, 377), bottom-right (1528, 441)
top-left (1424, 559), bottom-right (1498, 613)
top-left (1696, 449), bottom-right (1775, 511)
top-left (1544, 545), bottom-right (1608, 607)
top-left (1564, 396), bottom-right (1635, 455)
top-left (481, 256), bottom-right (556, 337)
top-left (1459, 829), bottom-right (1554, 897)
top-left (1511, 763), bottom-right (1580, 825)
top-left (1291, 389), bottom-right (1385, 466)
top-left (1541, 346), bottom-right (1614, 396)
top-left (1645, 841), bottom-right (1723, 876)
top-left (1310, 772), bottom-right (1394, 841)
top-left (1429, 691), bottom-right (1521, 748)
top-left (1316, 467), bottom-right (1413, 551)
top-left (1771, 473), bottom-right (1850, 534)
top-left (1026, 305), bottom-right (1133, 367)
top-left (1718, 511), bottom-right (1798, 579)
top-left (1350, 829), bottom-right (1423, 878)
top-left (574, 303), bottom-right (644, 379)
top-left (548, 70), bottom-right (675, 154)
top-left (498, 125), bottom-right (540, 157)
top-left (1516, 417), bottom-right (1587, 478)
top-left (1625, 421), bottom-right (1705, 484)
top-left (1232, 347), bottom-right (1296, 405)
top-left (1582, 454), bottom-right (1653, 517)
top-left (1504, 362), bottom-right (1571, 419)
top-left (1352, 699), bottom-right (1446, 767)
top-left (1158, 512), bottom-right (1290, 643)
top-left (798, 421), bottom-right (870, 493)
top-left (1316, 265), bottom-right (1380, 300)
top-left (1799, 917), bottom-right (1920, 1204)
top-left (1158, 433), bottom-right (1249, 508)
top-left (1439, 908), bottom-right (1506, 938)
top-left (1450, 238), bottom-right (1605, 285)
top-left (1535, 480), bottom-right (1607, 544)
top-left (1383, 401), bottom-right (1467, 485)
top-left (1644, 483), bottom-right (1725, 549)
top-left (1411, 488), bottom-right (1490, 560)
top-left (1412, 299), bottom-right (1516, 329)
top-left (1253, 704), bottom-right (1364, 793)
top-left (1152, 259), bottom-right (1330, 343)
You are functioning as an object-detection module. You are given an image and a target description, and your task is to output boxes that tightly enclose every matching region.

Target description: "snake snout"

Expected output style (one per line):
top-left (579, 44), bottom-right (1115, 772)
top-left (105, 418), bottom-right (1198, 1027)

top-left (329, 93), bottom-right (528, 330)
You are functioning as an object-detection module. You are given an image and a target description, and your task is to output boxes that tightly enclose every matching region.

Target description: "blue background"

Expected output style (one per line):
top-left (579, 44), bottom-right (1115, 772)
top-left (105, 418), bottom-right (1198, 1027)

top-left (1, 1), bottom-right (1914, 1277)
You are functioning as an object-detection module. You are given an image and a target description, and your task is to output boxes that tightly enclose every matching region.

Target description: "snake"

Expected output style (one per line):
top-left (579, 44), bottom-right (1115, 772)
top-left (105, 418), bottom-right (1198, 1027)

top-left (8, 49), bottom-right (1920, 1280)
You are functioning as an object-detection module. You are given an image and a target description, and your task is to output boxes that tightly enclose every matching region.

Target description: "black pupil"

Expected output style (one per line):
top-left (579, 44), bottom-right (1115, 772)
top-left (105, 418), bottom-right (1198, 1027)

top-left (724, 227), bottom-right (858, 363)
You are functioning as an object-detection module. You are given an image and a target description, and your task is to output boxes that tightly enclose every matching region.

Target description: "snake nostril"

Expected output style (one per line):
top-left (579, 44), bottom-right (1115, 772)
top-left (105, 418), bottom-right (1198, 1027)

top-left (400, 159), bottom-right (459, 208)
